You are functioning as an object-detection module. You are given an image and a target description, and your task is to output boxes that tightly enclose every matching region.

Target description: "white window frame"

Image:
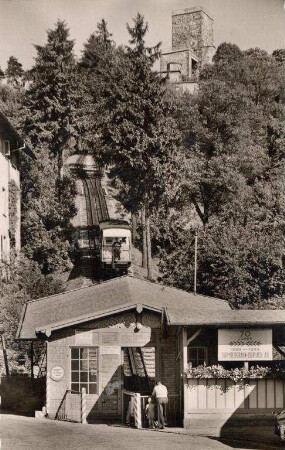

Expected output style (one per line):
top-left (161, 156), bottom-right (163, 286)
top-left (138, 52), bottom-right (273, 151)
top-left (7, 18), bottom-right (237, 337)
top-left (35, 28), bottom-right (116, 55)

top-left (70, 347), bottom-right (99, 395)
top-left (187, 346), bottom-right (208, 368)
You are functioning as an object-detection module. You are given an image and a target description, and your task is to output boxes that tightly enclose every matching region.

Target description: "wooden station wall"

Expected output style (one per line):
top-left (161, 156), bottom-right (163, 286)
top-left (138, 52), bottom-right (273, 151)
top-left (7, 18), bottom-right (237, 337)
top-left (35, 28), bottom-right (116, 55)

top-left (46, 311), bottom-right (180, 420)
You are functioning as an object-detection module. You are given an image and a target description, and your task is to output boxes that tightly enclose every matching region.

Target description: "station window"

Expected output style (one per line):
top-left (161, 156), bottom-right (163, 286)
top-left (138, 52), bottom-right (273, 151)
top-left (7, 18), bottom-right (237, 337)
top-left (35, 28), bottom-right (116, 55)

top-left (71, 347), bottom-right (98, 394)
top-left (188, 347), bottom-right (207, 367)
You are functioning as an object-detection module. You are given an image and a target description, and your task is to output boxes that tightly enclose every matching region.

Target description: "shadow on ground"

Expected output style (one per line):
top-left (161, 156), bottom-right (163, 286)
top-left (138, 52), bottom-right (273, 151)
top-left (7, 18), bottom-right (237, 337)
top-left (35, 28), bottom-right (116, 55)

top-left (209, 435), bottom-right (283, 449)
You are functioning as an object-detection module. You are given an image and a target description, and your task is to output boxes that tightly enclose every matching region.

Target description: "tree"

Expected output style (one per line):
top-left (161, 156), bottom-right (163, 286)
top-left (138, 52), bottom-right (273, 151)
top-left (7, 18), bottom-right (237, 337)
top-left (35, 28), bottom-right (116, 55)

top-left (80, 19), bottom-right (113, 70)
top-left (98, 14), bottom-right (180, 279)
top-left (6, 56), bottom-right (24, 87)
top-left (0, 83), bottom-right (24, 125)
top-left (156, 42), bottom-right (284, 307)
top-left (21, 146), bottom-right (77, 273)
top-left (175, 43), bottom-right (284, 228)
top-left (78, 19), bottom-right (116, 154)
top-left (0, 253), bottom-right (64, 375)
top-left (212, 42), bottom-right (243, 65)
top-left (23, 20), bottom-right (79, 174)
top-left (272, 49), bottom-right (285, 65)
top-left (20, 21), bottom-right (79, 273)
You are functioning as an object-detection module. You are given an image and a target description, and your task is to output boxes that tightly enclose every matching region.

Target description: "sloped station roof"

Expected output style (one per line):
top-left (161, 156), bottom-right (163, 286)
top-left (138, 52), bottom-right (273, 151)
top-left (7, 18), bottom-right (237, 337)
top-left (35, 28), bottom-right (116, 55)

top-left (17, 276), bottom-right (285, 340)
top-left (166, 307), bottom-right (285, 326)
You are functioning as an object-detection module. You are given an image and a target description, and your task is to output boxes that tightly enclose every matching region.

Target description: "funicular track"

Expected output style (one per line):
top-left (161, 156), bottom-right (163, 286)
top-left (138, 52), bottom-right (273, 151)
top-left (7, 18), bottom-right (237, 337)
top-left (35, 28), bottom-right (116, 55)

top-left (79, 163), bottom-right (109, 280)
top-left (82, 177), bottom-right (109, 227)
top-left (124, 348), bottom-right (151, 395)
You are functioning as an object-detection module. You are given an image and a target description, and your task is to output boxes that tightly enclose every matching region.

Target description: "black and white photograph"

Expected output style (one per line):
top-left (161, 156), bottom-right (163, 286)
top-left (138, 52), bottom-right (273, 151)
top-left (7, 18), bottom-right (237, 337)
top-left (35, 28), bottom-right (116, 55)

top-left (0, 0), bottom-right (284, 449)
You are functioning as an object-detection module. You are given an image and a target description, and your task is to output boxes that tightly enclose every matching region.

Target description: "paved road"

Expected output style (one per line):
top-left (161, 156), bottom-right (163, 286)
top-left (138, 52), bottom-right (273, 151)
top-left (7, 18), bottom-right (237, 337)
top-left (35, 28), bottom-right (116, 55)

top-left (0, 415), bottom-right (282, 450)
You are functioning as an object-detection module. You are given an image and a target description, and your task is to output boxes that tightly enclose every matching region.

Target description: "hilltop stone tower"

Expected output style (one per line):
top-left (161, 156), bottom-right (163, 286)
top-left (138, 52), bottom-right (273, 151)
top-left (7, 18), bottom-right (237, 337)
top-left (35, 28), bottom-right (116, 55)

top-left (172, 6), bottom-right (214, 64)
top-left (160, 6), bottom-right (215, 90)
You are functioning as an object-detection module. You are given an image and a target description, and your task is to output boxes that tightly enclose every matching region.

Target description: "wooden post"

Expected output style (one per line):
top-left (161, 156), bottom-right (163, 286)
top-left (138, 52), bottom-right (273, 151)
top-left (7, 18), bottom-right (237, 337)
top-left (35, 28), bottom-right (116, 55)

top-left (145, 213), bottom-right (153, 281)
top-left (31, 341), bottom-right (34, 379)
top-left (182, 328), bottom-right (188, 424)
top-left (1, 334), bottom-right (10, 379)
top-left (194, 231), bottom-right (198, 295)
top-left (131, 212), bottom-right (137, 243)
top-left (81, 387), bottom-right (87, 424)
top-left (141, 207), bottom-right (147, 269)
top-left (134, 392), bottom-right (142, 429)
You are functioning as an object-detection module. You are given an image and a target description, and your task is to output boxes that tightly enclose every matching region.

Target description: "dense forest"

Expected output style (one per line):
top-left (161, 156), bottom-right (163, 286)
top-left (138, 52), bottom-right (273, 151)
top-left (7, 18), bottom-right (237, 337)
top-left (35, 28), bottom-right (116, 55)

top-left (0, 16), bottom-right (284, 373)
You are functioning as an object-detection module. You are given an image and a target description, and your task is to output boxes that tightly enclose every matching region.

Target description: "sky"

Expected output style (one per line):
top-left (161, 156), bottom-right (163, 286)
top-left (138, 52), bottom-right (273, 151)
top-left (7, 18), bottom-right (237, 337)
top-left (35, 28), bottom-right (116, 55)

top-left (0, 0), bottom-right (284, 70)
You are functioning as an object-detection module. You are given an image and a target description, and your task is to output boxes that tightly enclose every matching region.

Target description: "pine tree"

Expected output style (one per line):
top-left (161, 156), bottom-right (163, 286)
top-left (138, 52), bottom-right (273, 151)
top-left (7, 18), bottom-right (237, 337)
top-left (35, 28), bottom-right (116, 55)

top-left (99, 13), bottom-right (180, 279)
top-left (78, 19), bottom-right (115, 153)
top-left (6, 56), bottom-right (24, 87)
top-left (23, 20), bottom-right (79, 173)
top-left (80, 19), bottom-right (113, 70)
top-left (20, 21), bottom-right (78, 273)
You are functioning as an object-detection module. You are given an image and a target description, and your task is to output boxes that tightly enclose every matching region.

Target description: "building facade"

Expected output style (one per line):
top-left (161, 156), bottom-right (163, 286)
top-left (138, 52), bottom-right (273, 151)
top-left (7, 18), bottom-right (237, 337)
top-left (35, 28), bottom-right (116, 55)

top-left (17, 276), bottom-right (285, 433)
top-left (0, 112), bottom-right (33, 275)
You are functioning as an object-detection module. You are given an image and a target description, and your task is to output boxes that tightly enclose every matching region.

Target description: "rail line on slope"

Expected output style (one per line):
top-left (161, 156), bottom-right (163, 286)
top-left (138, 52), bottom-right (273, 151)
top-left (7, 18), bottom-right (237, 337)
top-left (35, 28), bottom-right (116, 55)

top-left (82, 175), bottom-right (109, 228)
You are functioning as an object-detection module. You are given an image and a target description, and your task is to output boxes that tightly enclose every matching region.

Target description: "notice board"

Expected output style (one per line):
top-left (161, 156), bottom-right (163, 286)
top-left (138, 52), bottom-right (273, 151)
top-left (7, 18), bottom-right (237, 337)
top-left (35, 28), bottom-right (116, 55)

top-left (218, 328), bottom-right (272, 361)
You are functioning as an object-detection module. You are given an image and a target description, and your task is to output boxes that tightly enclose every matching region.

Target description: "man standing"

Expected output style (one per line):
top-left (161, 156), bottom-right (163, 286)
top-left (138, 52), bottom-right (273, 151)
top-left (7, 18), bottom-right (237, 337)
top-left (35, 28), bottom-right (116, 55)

top-left (152, 381), bottom-right (168, 429)
top-left (112, 238), bottom-right (121, 261)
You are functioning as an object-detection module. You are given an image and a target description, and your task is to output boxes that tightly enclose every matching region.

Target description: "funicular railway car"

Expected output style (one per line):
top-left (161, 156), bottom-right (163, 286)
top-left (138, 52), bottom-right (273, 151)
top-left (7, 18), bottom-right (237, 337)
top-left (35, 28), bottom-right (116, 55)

top-left (73, 226), bottom-right (99, 256)
top-left (99, 220), bottom-right (132, 274)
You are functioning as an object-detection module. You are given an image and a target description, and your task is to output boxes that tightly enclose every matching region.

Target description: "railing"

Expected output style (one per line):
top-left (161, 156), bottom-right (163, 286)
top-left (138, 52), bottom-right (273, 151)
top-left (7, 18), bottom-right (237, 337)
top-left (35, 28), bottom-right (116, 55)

top-left (55, 389), bottom-right (82, 423)
top-left (123, 390), bottom-right (180, 429)
top-left (186, 378), bottom-right (285, 412)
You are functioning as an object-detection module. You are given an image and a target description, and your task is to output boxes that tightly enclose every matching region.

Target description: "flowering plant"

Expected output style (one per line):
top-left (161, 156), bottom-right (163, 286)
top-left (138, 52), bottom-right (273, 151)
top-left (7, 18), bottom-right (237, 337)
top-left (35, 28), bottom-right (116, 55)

top-left (185, 364), bottom-right (285, 383)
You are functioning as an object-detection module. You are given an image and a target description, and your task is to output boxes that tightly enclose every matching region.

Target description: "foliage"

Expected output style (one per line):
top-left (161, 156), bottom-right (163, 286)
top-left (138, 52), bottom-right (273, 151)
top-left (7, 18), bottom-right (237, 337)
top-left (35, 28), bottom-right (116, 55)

top-left (0, 83), bottom-right (24, 126)
top-left (212, 42), bottom-right (243, 64)
top-left (0, 254), bottom-right (64, 374)
top-left (94, 14), bottom-right (182, 278)
top-left (98, 13), bottom-right (180, 213)
top-left (80, 19), bottom-right (114, 70)
top-left (199, 219), bottom-right (284, 308)
top-left (6, 56), bottom-right (24, 88)
top-left (19, 21), bottom-right (79, 273)
top-left (23, 20), bottom-right (80, 171)
top-left (186, 364), bottom-right (285, 383)
top-left (8, 180), bottom-right (19, 248)
top-left (157, 42), bottom-right (285, 307)
top-left (77, 19), bottom-right (117, 154)
top-left (21, 147), bottom-right (77, 273)
top-left (272, 49), bottom-right (285, 65)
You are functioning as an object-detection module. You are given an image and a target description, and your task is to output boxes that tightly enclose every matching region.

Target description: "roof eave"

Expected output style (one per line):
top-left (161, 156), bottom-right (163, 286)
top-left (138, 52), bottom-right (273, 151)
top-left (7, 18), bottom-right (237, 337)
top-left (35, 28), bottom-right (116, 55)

top-left (169, 321), bottom-right (285, 327)
top-left (34, 303), bottom-right (163, 337)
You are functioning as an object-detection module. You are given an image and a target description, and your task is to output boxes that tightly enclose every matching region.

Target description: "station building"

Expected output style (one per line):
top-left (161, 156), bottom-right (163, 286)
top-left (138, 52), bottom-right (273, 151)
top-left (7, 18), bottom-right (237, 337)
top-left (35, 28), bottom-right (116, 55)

top-left (17, 276), bottom-right (285, 433)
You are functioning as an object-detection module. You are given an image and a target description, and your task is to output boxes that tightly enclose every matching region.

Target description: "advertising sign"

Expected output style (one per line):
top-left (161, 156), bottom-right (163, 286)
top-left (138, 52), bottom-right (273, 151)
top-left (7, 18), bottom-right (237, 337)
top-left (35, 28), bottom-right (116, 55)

top-left (75, 330), bottom-right (93, 345)
top-left (218, 328), bottom-right (272, 361)
top-left (50, 365), bottom-right (65, 381)
top-left (100, 346), bottom-right (121, 354)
